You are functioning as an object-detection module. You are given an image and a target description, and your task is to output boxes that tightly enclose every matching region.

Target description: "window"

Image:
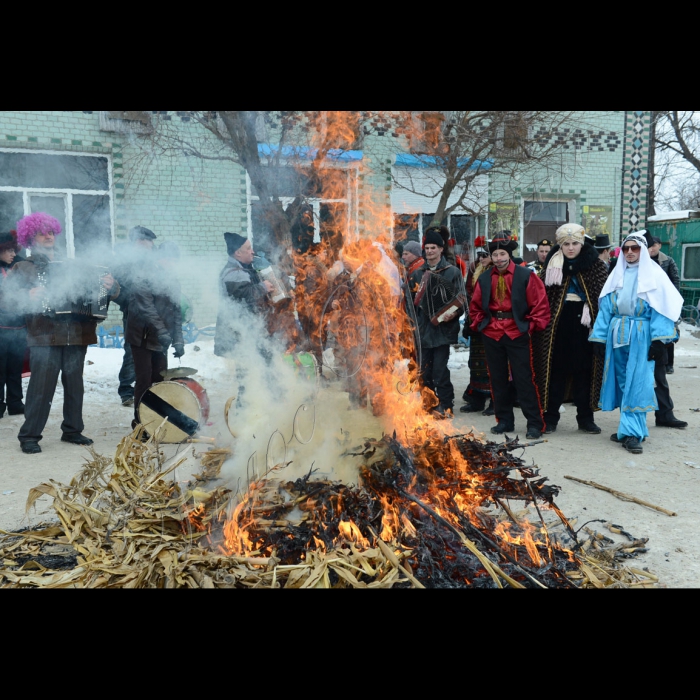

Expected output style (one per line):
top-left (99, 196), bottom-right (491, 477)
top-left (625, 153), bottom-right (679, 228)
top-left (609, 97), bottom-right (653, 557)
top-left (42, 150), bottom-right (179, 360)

top-left (248, 165), bottom-right (353, 257)
top-left (523, 200), bottom-right (568, 223)
top-left (682, 244), bottom-right (700, 281)
top-left (0, 149), bottom-right (114, 257)
top-left (408, 112), bottom-right (446, 154)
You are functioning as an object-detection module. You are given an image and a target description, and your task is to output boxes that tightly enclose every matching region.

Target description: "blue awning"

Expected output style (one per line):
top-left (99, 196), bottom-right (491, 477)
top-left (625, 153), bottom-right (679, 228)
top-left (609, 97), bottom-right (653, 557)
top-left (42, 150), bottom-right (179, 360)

top-left (258, 143), bottom-right (363, 162)
top-left (394, 153), bottom-right (493, 171)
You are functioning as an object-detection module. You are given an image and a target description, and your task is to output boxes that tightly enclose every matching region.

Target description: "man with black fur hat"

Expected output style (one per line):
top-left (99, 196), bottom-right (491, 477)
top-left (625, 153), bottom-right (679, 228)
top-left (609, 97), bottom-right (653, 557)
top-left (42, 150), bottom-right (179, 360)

top-left (533, 224), bottom-right (608, 435)
top-left (469, 231), bottom-right (550, 438)
top-left (527, 238), bottom-right (553, 275)
top-left (409, 228), bottom-right (465, 418)
top-left (214, 232), bottom-right (275, 357)
top-left (112, 225), bottom-right (157, 407)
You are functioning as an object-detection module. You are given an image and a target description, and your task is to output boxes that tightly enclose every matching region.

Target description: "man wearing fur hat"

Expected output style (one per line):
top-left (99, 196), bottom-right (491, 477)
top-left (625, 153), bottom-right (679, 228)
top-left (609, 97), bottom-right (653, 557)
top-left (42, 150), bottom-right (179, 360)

top-left (589, 233), bottom-right (684, 454)
top-left (10, 213), bottom-right (118, 454)
top-left (409, 228), bottom-right (465, 418)
top-left (0, 231), bottom-right (27, 419)
top-left (533, 224), bottom-right (608, 435)
top-left (469, 231), bottom-right (550, 438)
top-left (214, 232), bottom-right (275, 357)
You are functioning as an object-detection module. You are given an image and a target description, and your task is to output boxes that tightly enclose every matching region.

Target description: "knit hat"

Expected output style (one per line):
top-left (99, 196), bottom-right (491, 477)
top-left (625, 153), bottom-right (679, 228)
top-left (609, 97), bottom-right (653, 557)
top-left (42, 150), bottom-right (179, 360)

top-left (0, 231), bottom-right (19, 253)
top-left (129, 225), bottom-right (157, 242)
top-left (224, 232), bottom-right (247, 255)
top-left (545, 224), bottom-right (587, 287)
top-left (487, 230), bottom-right (518, 255)
top-left (423, 229), bottom-right (444, 248)
top-left (16, 213), bottom-right (62, 248)
top-left (403, 240), bottom-right (422, 257)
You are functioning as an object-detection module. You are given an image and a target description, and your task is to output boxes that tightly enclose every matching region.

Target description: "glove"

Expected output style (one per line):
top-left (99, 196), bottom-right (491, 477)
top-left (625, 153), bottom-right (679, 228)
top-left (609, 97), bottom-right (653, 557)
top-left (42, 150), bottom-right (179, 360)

top-left (157, 333), bottom-right (173, 351)
top-left (172, 342), bottom-right (185, 359)
top-left (648, 340), bottom-right (666, 362)
top-left (591, 342), bottom-right (606, 360)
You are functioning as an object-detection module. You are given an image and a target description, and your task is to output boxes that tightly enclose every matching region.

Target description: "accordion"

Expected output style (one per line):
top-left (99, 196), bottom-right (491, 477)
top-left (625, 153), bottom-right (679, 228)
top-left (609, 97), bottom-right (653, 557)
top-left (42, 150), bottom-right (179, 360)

top-left (36, 261), bottom-right (111, 320)
top-left (414, 270), bottom-right (466, 326)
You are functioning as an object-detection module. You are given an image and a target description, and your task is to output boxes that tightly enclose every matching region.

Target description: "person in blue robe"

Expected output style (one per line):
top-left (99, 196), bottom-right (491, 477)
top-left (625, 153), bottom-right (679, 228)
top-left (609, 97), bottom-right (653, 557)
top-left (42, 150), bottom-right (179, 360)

top-left (589, 233), bottom-right (683, 454)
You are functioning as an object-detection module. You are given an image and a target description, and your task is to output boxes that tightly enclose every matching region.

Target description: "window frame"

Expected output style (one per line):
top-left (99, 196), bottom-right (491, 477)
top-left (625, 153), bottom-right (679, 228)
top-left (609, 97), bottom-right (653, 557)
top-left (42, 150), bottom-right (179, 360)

top-left (246, 161), bottom-right (358, 249)
top-left (681, 242), bottom-right (700, 282)
top-left (0, 147), bottom-right (115, 258)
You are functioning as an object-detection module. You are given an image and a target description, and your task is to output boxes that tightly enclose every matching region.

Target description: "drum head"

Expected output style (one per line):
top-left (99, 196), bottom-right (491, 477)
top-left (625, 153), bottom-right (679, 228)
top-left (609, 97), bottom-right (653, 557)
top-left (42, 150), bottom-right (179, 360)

top-left (137, 381), bottom-right (201, 443)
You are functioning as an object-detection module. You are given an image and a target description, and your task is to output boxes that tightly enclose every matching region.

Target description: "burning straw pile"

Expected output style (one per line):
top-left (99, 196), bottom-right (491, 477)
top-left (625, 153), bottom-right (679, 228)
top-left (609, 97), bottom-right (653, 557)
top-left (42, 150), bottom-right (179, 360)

top-left (0, 421), bottom-right (658, 588)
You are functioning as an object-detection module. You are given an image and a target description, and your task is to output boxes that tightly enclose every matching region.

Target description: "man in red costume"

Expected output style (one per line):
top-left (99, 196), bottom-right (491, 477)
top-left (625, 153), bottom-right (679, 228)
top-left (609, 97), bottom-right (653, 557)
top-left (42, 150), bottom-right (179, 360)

top-left (469, 232), bottom-right (550, 439)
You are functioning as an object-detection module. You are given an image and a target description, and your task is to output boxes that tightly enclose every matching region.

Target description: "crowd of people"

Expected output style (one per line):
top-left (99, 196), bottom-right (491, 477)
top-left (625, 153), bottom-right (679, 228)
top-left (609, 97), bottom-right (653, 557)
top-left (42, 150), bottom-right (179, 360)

top-left (0, 210), bottom-right (690, 459)
top-left (400, 223), bottom-right (686, 455)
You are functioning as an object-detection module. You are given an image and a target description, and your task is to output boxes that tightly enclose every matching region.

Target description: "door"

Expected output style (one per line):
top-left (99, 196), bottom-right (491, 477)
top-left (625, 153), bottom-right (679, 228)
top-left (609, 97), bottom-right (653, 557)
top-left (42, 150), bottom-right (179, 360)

top-left (523, 201), bottom-right (568, 263)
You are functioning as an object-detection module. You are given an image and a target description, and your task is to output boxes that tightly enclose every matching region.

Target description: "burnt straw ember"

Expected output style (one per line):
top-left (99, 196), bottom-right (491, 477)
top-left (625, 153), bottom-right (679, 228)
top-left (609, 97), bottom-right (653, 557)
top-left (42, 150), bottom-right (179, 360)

top-left (0, 425), bottom-right (658, 588)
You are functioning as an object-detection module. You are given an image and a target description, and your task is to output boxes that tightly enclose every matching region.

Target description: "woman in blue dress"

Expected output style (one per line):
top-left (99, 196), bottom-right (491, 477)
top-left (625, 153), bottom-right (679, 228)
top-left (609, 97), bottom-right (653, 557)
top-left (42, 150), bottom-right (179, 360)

top-left (589, 233), bottom-right (683, 454)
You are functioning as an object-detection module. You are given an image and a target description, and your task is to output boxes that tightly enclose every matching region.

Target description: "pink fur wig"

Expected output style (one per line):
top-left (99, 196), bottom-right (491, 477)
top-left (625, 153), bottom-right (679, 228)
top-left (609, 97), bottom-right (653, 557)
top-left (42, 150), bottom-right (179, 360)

top-left (16, 212), bottom-right (62, 248)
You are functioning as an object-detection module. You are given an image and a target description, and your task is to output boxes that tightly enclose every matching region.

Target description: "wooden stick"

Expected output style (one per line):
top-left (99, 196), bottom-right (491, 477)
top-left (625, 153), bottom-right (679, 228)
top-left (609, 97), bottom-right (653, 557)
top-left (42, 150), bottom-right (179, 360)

top-left (564, 476), bottom-right (677, 516)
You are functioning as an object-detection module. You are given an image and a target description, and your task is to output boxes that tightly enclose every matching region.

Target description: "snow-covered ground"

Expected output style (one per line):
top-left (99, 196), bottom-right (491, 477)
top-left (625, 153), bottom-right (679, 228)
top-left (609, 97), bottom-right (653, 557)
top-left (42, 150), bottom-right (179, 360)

top-left (2, 322), bottom-right (700, 587)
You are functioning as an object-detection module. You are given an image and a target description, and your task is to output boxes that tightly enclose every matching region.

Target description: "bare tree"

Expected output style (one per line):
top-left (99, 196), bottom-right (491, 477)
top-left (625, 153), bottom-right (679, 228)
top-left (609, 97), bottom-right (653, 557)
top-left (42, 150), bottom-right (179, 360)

top-left (653, 111), bottom-right (700, 212)
top-left (127, 111), bottom-right (395, 265)
top-left (384, 111), bottom-right (605, 229)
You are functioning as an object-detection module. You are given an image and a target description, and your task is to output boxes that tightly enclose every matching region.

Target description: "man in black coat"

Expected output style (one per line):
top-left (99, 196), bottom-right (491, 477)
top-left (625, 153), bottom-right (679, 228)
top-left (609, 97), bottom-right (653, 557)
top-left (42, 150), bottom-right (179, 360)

top-left (648, 235), bottom-right (680, 374)
top-left (641, 230), bottom-right (686, 429)
top-left (409, 229), bottom-right (464, 418)
top-left (112, 225), bottom-right (157, 406)
top-left (126, 241), bottom-right (184, 430)
top-left (0, 231), bottom-right (27, 419)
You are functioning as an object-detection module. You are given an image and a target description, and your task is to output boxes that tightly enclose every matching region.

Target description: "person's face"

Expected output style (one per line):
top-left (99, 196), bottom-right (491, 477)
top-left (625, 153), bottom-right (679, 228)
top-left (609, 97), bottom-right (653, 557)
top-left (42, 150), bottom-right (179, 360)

top-left (0, 248), bottom-right (16, 264)
top-left (598, 248), bottom-right (610, 262)
top-left (537, 245), bottom-right (551, 263)
top-left (33, 230), bottom-right (55, 249)
top-left (234, 239), bottom-right (255, 265)
top-left (561, 240), bottom-right (582, 259)
top-left (622, 241), bottom-right (641, 264)
top-left (648, 242), bottom-right (661, 257)
top-left (135, 238), bottom-right (154, 250)
top-left (402, 250), bottom-right (418, 266)
top-left (491, 249), bottom-right (511, 270)
top-left (477, 251), bottom-right (492, 266)
top-left (424, 243), bottom-right (442, 265)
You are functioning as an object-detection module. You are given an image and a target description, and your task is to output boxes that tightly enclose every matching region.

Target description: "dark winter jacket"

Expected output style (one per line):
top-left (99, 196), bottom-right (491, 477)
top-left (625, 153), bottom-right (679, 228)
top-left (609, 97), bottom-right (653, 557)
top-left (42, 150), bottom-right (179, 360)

top-left (0, 256), bottom-right (26, 329)
top-left (9, 252), bottom-right (119, 347)
top-left (125, 264), bottom-right (183, 352)
top-left (214, 256), bottom-right (272, 356)
top-left (409, 256), bottom-right (464, 348)
top-left (652, 251), bottom-right (680, 291)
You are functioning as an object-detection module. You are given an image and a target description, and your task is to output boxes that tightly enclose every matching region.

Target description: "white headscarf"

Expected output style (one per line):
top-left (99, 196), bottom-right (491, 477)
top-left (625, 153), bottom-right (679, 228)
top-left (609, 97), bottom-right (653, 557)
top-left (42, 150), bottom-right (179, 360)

top-left (599, 233), bottom-right (684, 321)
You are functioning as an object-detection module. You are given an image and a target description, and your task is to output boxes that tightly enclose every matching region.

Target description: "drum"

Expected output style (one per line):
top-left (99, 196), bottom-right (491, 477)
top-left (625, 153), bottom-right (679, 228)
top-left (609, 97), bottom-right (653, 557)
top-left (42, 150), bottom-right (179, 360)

top-left (137, 378), bottom-right (209, 443)
top-left (174, 377), bottom-right (210, 422)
